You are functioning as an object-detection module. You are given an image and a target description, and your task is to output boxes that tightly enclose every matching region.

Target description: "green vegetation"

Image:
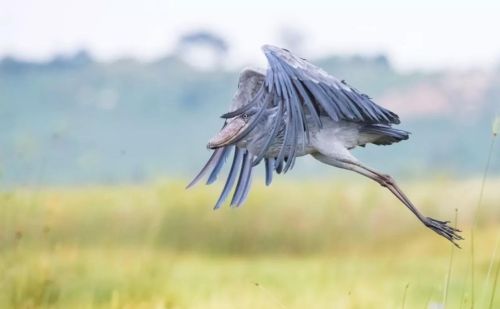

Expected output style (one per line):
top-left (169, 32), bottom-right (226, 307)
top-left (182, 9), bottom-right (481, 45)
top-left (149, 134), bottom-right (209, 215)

top-left (1, 54), bottom-right (499, 186)
top-left (1, 179), bottom-right (499, 308)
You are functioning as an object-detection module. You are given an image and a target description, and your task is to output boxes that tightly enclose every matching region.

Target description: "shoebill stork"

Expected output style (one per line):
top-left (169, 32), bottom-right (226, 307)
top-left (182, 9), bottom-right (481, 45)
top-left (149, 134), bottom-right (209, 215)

top-left (187, 44), bottom-right (462, 246)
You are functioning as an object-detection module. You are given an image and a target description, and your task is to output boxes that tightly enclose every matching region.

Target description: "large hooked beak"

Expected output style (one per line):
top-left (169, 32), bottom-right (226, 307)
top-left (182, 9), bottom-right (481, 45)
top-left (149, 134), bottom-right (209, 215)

top-left (207, 116), bottom-right (248, 149)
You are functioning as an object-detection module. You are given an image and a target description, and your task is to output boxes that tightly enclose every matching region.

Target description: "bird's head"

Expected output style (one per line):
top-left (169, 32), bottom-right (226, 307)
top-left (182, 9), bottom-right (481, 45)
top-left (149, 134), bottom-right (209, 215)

top-left (207, 66), bottom-right (266, 150)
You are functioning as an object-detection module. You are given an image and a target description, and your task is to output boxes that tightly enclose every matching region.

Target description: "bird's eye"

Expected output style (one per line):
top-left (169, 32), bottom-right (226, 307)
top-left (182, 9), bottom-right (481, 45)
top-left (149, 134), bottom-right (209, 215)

top-left (283, 48), bottom-right (290, 52)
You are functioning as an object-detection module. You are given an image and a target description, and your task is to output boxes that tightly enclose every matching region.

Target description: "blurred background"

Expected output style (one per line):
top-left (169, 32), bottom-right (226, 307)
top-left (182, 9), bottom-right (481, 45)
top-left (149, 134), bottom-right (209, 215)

top-left (1, 0), bottom-right (499, 308)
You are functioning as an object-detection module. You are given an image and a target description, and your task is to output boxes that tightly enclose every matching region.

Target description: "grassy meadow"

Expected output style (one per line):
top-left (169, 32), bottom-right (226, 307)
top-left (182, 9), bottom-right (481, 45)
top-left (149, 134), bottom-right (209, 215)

top-left (1, 178), bottom-right (499, 308)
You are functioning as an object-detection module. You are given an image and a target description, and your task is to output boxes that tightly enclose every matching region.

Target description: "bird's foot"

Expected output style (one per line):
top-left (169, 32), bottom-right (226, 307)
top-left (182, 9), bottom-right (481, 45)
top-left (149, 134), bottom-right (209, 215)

top-left (424, 217), bottom-right (463, 248)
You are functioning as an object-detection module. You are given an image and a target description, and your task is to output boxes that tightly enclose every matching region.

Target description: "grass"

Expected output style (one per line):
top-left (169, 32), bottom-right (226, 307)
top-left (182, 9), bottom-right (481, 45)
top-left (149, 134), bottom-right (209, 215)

top-left (443, 209), bottom-right (458, 308)
top-left (0, 178), bottom-right (499, 308)
top-left (489, 259), bottom-right (500, 308)
top-left (470, 117), bottom-right (498, 308)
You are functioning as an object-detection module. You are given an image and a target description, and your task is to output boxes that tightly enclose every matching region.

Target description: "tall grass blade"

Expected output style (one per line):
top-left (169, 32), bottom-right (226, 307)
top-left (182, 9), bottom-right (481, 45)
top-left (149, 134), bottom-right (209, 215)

top-left (486, 115), bottom-right (500, 309)
top-left (443, 209), bottom-right (458, 308)
top-left (488, 259), bottom-right (500, 309)
top-left (401, 283), bottom-right (409, 309)
top-left (492, 116), bottom-right (500, 136)
top-left (470, 118), bottom-right (498, 308)
top-left (480, 231), bottom-right (500, 307)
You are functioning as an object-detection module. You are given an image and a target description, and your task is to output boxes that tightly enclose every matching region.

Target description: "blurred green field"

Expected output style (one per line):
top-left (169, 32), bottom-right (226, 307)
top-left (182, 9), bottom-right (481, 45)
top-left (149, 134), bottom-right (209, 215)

top-left (1, 178), bottom-right (499, 308)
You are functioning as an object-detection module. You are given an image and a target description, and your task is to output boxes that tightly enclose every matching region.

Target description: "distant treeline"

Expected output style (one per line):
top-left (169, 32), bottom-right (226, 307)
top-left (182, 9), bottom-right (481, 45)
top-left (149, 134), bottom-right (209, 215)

top-left (0, 51), bottom-right (499, 186)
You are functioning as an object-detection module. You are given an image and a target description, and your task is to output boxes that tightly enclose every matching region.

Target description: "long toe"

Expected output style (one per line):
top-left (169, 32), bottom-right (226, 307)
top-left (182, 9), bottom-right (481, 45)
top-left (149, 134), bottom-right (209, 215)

top-left (425, 217), bottom-right (463, 248)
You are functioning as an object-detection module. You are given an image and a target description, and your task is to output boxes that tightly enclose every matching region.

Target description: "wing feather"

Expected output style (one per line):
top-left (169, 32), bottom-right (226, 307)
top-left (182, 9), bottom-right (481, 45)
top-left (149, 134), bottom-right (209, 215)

top-left (237, 167), bottom-right (254, 206)
top-left (264, 158), bottom-right (274, 186)
top-left (252, 103), bottom-right (282, 165)
top-left (189, 45), bottom-right (403, 209)
top-left (291, 79), bottom-right (321, 128)
top-left (262, 45), bottom-right (400, 125)
top-left (186, 147), bottom-right (225, 189)
top-left (213, 147), bottom-right (244, 209)
top-left (206, 146), bottom-right (232, 184)
top-left (231, 150), bottom-right (252, 206)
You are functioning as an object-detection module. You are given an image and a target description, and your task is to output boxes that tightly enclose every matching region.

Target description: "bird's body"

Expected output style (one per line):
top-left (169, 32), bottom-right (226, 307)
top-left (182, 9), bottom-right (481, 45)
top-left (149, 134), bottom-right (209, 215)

top-left (238, 116), bottom-right (386, 158)
top-left (188, 45), bottom-right (462, 246)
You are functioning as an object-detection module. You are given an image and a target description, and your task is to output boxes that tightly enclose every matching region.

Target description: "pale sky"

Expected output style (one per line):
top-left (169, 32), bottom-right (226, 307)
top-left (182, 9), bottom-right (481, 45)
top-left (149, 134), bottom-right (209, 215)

top-left (1, 0), bottom-right (500, 71)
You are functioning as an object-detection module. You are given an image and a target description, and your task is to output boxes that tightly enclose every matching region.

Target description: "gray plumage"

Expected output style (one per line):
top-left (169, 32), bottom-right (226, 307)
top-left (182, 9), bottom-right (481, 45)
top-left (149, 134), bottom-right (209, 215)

top-left (188, 45), bottom-right (462, 246)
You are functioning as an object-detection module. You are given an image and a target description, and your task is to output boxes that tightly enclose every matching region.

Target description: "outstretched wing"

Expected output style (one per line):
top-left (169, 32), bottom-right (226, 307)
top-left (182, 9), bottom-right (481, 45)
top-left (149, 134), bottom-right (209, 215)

top-left (188, 45), bottom-right (402, 209)
top-left (224, 45), bottom-right (400, 172)
top-left (261, 45), bottom-right (399, 125)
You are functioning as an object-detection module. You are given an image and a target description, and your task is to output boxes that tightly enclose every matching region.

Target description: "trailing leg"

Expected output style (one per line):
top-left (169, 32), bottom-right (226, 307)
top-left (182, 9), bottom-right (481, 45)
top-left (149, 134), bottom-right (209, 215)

top-left (313, 153), bottom-right (462, 247)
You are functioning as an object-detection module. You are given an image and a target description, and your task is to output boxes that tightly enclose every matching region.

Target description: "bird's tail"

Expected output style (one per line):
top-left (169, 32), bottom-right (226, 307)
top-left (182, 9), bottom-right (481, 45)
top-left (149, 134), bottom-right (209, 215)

top-left (360, 124), bottom-right (410, 146)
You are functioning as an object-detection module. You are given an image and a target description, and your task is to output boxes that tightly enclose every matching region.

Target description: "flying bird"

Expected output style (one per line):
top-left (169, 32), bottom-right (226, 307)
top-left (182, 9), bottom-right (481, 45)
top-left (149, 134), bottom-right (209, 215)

top-left (187, 45), bottom-right (462, 246)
